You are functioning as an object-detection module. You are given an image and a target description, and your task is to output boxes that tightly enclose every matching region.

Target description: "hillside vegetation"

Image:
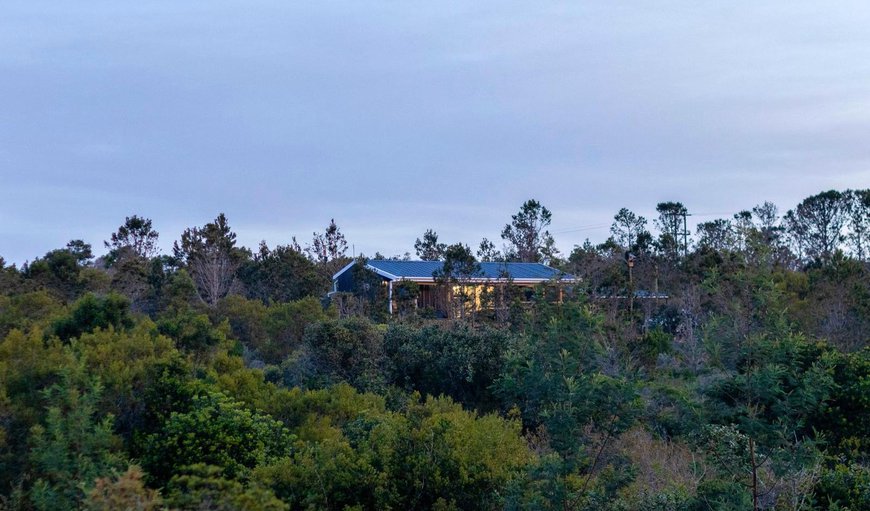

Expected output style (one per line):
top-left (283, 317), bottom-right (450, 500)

top-left (1, 190), bottom-right (870, 510)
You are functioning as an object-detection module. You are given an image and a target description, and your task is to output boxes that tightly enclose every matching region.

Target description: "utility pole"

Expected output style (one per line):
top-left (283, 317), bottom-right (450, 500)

top-left (656, 201), bottom-right (690, 260)
top-left (673, 209), bottom-right (690, 260)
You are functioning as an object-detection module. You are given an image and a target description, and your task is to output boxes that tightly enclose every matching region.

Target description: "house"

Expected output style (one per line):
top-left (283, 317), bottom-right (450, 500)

top-left (332, 259), bottom-right (577, 315)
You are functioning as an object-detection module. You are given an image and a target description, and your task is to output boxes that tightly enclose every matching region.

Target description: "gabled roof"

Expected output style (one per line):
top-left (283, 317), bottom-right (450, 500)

top-left (333, 259), bottom-right (576, 283)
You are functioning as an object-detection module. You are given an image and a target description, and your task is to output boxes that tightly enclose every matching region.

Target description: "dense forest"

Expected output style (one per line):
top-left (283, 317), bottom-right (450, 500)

top-left (1, 188), bottom-right (870, 510)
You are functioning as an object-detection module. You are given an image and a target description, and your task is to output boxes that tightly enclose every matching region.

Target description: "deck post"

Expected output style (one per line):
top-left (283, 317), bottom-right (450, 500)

top-left (388, 280), bottom-right (393, 314)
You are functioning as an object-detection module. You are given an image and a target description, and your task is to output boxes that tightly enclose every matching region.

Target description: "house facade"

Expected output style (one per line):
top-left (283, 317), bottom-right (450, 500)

top-left (332, 259), bottom-right (577, 315)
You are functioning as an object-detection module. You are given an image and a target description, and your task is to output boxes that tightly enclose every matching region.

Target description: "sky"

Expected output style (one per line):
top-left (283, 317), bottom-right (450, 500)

top-left (2, 1), bottom-right (870, 265)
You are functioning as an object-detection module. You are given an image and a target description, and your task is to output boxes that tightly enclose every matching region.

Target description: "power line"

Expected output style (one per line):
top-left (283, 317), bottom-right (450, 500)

top-left (552, 223), bottom-right (611, 234)
top-left (553, 211), bottom-right (746, 238)
top-left (690, 211), bottom-right (740, 218)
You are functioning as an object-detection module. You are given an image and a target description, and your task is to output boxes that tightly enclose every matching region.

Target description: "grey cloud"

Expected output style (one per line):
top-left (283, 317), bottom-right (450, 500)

top-left (2, 1), bottom-right (869, 263)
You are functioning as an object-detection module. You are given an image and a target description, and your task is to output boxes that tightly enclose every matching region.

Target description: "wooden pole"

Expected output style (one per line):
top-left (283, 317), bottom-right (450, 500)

top-left (388, 280), bottom-right (393, 315)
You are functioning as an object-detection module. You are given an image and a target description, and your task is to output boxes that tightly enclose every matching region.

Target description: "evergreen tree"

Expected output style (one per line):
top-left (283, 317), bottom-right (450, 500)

top-left (173, 213), bottom-right (248, 306)
top-left (28, 375), bottom-right (125, 511)
top-left (501, 199), bottom-right (558, 264)
top-left (414, 229), bottom-right (446, 261)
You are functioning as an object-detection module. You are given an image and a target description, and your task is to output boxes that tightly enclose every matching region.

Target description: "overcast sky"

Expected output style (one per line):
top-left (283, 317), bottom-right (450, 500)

top-left (2, 1), bottom-right (870, 265)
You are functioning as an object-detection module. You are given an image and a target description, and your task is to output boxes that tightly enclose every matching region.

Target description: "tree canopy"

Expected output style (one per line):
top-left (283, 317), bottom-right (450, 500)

top-left (3, 191), bottom-right (870, 510)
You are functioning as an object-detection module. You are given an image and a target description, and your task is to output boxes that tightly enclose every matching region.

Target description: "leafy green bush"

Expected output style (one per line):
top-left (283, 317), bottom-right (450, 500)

top-left (141, 391), bottom-right (293, 485)
top-left (52, 292), bottom-right (134, 342)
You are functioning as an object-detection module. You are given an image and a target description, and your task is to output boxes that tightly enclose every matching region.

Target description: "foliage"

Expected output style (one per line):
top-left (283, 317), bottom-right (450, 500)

top-left (433, 243), bottom-right (483, 319)
top-left (22, 248), bottom-right (87, 301)
top-left (66, 239), bottom-right (95, 266)
top-left (3, 192), bottom-right (870, 509)
top-left (52, 292), bottom-right (134, 342)
top-left (655, 201), bottom-right (689, 260)
top-left (846, 189), bottom-right (870, 261)
top-left (808, 348), bottom-right (870, 457)
top-left (496, 302), bottom-right (641, 466)
top-left (141, 390), bottom-right (293, 485)
top-left (27, 374), bottom-right (125, 511)
top-left (173, 213), bottom-right (248, 306)
top-left (264, 297), bottom-right (329, 360)
top-left (385, 323), bottom-right (511, 410)
top-left (104, 215), bottom-right (160, 260)
top-left (501, 199), bottom-right (557, 263)
top-left (84, 465), bottom-right (163, 511)
top-left (815, 463), bottom-right (870, 510)
top-left (477, 237), bottom-right (503, 262)
top-left (215, 295), bottom-right (327, 363)
top-left (71, 324), bottom-right (184, 445)
top-left (611, 207), bottom-right (650, 254)
top-left (705, 334), bottom-right (834, 448)
top-left (157, 307), bottom-right (226, 353)
top-left (415, 229), bottom-right (447, 261)
top-left (302, 218), bottom-right (352, 286)
top-left (238, 242), bottom-right (327, 304)
top-left (164, 464), bottom-right (287, 511)
top-left (301, 317), bottom-right (387, 392)
top-left (0, 290), bottom-right (63, 338)
top-left (256, 394), bottom-right (532, 511)
top-left (785, 190), bottom-right (849, 264)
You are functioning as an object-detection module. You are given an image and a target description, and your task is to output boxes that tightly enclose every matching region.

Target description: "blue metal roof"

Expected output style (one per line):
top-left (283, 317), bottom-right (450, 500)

top-left (363, 260), bottom-right (574, 281)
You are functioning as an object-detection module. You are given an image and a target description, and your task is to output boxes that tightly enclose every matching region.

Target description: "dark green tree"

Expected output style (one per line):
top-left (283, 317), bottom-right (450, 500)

top-left (238, 242), bottom-right (327, 304)
top-left (141, 390), bottom-right (292, 485)
top-left (501, 199), bottom-right (558, 263)
top-left (102, 216), bottom-right (162, 310)
top-left (434, 243), bottom-right (483, 319)
top-left (807, 347), bottom-right (870, 457)
top-left (302, 317), bottom-right (387, 391)
top-left (414, 229), bottom-right (446, 261)
top-left (751, 201), bottom-right (783, 248)
top-left (435, 243), bottom-right (482, 282)
top-left (164, 464), bottom-right (286, 511)
top-left (0, 257), bottom-right (24, 295)
top-left (655, 201), bottom-right (689, 260)
top-left (696, 218), bottom-right (734, 252)
top-left (610, 207), bottom-right (650, 253)
top-left (784, 190), bottom-right (848, 264)
top-left (173, 213), bottom-right (248, 306)
top-left (156, 308), bottom-right (225, 353)
top-left (305, 218), bottom-right (351, 282)
top-left (705, 334), bottom-right (833, 510)
top-left (23, 249), bottom-right (83, 301)
top-left (477, 237), bottom-right (503, 262)
top-left (385, 323), bottom-right (512, 410)
top-left (65, 240), bottom-right (94, 266)
top-left (306, 219), bottom-right (348, 263)
top-left (52, 292), bottom-right (134, 342)
top-left (105, 215), bottom-right (159, 260)
top-left (27, 375), bottom-right (125, 511)
top-left (496, 302), bottom-right (640, 468)
top-left (846, 188), bottom-right (870, 261)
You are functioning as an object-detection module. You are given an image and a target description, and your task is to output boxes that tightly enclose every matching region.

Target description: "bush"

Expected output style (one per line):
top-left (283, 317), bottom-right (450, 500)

top-left (27, 375), bottom-right (125, 511)
top-left (0, 290), bottom-right (64, 338)
top-left (84, 465), bottom-right (163, 511)
top-left (384, 323), bottom-right (513, 410)
top-left (52, 293), bottom-right (134, 342)
top-left (263, 297), bottom-right (327, 363)
top-left (157, 309), bottom-right (225, 353)
top-left (301, 318), bottom-right (387, 392)
top-left (141, 390), bottom-right (293, 485)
